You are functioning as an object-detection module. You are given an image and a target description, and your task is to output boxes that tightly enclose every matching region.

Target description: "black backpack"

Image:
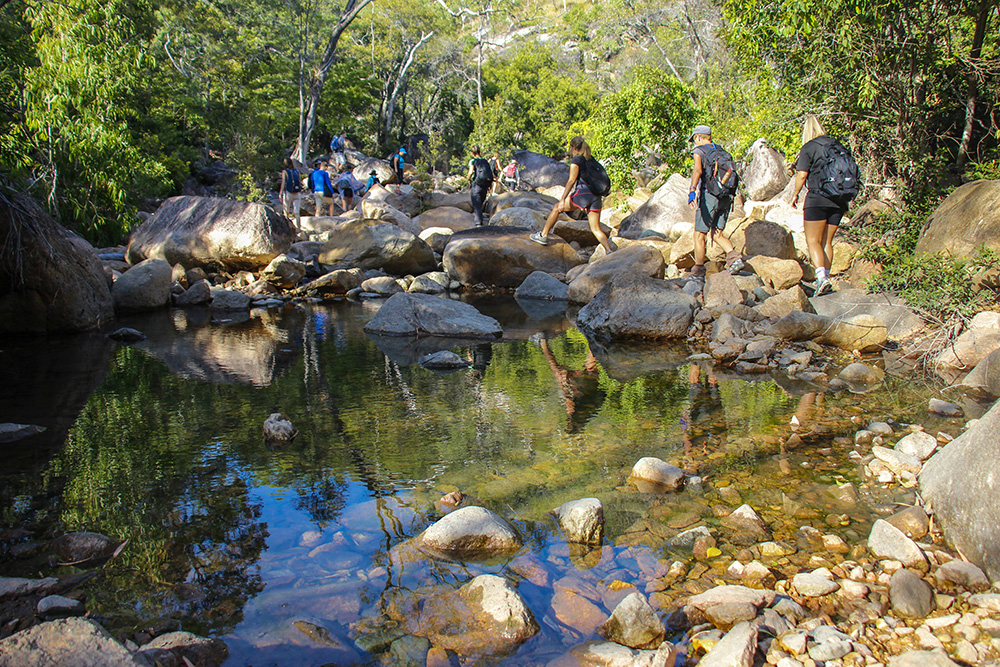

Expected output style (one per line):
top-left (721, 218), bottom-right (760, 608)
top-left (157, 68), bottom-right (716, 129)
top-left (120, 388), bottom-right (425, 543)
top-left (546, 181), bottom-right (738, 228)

top-left (809, 137), bottom-right (861, 199)
top-left (697, 144), bottom-right (740, 199)
top-left (472, 157), bottom-right (494, 187)
top-left (284, 168), bottom-right (301, 193)
top-left (582, 158), bottom-right (612, 197)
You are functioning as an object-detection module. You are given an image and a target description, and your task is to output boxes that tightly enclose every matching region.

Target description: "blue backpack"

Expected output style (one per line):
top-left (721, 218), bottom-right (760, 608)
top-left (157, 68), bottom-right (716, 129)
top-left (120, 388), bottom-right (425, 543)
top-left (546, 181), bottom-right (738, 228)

top-left (330, 135), bottom-right (344, 152)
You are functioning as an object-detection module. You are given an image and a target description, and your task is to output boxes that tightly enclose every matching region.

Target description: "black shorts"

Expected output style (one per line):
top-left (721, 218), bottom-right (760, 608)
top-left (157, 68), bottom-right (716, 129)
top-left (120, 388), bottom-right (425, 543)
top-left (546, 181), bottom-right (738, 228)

top-left (339, 183), bottom-right (353, 197)
top-left (569, 186), bottom-right (602, 212)
top-left (803, 203), bottom-right (846, 226)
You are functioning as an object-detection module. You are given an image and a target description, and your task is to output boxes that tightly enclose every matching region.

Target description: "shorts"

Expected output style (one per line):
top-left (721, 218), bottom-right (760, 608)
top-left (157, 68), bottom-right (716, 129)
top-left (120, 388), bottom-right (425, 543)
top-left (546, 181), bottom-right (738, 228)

top-left (695, 191), bottom-right (732, 234)
top-left (569, 185), bottom-right (602, 212)
top-left (338, 183), bottom-right (353, 198)
top-left (803, 203), bottom-right (848, 226)
top-left (313, 193), bottom-right (334, 209)
top-left (332, 151), bottom-right (346, 167)
top-left (281, 191), bottom-right (301, 215)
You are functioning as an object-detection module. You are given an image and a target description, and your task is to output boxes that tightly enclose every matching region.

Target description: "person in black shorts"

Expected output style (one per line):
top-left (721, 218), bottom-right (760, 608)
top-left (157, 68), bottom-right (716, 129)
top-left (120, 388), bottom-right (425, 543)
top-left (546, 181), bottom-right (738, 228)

top-left (791, 114), bottom-right (850, 295)
top-left (529, 135), bottom-right (614, 255)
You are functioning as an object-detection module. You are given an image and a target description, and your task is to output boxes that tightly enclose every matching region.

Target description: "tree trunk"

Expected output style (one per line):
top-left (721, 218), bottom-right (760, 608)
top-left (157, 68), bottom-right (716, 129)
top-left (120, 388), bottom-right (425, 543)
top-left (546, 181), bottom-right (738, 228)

top-left (955, 0), bottom-right (991, 171)
top-left (385, 32), bottom-right (434, 141)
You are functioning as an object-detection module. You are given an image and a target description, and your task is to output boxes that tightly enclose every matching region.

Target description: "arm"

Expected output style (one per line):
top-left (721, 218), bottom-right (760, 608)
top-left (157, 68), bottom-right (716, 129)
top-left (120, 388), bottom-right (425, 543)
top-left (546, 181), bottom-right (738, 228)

top-left (466, 160), bottom-right (474, 181)
top-left (791, 171), bottom-right (808, 208)
top-left (561, 162), bottom-right (580, 203)
top-left (279, 171), bottom-right (286, 196)
top-left (688, 153), bottom-right (703, 208)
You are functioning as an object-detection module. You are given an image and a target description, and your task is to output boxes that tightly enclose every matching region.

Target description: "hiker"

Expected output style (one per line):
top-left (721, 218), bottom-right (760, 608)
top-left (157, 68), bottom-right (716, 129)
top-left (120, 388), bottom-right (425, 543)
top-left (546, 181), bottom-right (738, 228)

top-left (365, 170), bottom-right (380, 191)
top-left (391, 147), bottom-right (406, 186)
top-left (278, 157), bottom-right (303, 230)
top-left (310, 159), bottom-right (336, 216)
top-left (502, 158), bottom-right (518, 191)
top-left (687, 125), bottom-right (744, 279)
top-left (466, 146), bottom-right (494, 226)
top-left (490, 152), bottom-right (503, 194)
top-left (529, 136), bottom-right (614, 255)
top-left (330, 132), bottom-right (347, 167)
top-left (335, 165), bottom-right (364, 212)
top-left (791, 114), bottom-right (860, 296)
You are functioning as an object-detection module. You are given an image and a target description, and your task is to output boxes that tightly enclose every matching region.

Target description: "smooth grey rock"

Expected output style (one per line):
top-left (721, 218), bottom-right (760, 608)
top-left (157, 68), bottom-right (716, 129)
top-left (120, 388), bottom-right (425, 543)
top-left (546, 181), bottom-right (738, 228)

top-left (113, 258), bottom-right (172, 312)
top-left (568, 245), bottom-right (666, 305)
top-left (49, 532), bottom-right (120, 565)
top-left (263, 413), bottom-right (296, 442)
top-left (895, 431), bottom-right (938, 461)
top-left (364, 293), bottom-right (501, 339)
top-left (935, 560), bottom-right (989, 592)
top-left (599, 592), bottom-right (665, 650)
top-left (407, 273), bottom-right (448, 294)
top-left (697, 621), bottom-right (758, 667)
top-left (888, 650), bottom-right (959, 667)
top-left (37, 595), bottom-right (85, 618)
top-left (685, 585), bottom-right (775, 613)
top-left (514, 271), bottom-right (569, 301)
top-left (618, 173), bottom-right (695, 239)
top-left (810, 288), bottom-right (925, 339)
top-left (208, 287), bottom-right (251, 311)
top-left (792, 571), bottom-right (839, 597)
top-left (0, 576), bottom-right (59, 601)
top-left (872, 446), bottom-right (922, 475)
top-left (552, 498), bottom-right (604, 545)
top-left (298, 268), bottom-right (365, 296)
top-left (567, 640), bottom-right (667, 667)
top-left (838, 362), bottom-right (882, 384)
top-left (361, 276), bottom-right (404, 296)
top-left (890, 568), bottom-right (934, 619)
top-left (418, 506), bottom-right (522, 561)
top-left (721, 504), bottom-right (771, 544)
top-left (577, 275), bottom-right (696, 340)
top-left (669, 526), bottom-right (712, 549)
top-left (0, 617), bottom-right (152, 666)
top-left (867, 520), bottom-right (927, 571)
top-left (260, 254), bottom-right (305, 288)
top-left (927, 398), bottom-right (963, 417)
top-left (459, 574), bottom-right (538, 642)
top-left (743, 140), bottom-right (789, 201)
top-left (418, 351), bottom-right (469, 370)
top-left (443, 226), bottom-right (583, 288)
top-left (808, 638), bottom-right (852, 662)
top-left (630, 457), bottom-right (684, 490)
top-left (173, 279), bottom-right (212, 305)
top-left (960, 348), bottom-right (1000, 398)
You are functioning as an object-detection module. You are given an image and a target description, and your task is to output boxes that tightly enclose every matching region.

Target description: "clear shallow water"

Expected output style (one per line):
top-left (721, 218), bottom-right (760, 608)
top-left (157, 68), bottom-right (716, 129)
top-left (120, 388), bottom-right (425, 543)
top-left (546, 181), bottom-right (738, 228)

top-left (0, 297), bottom-right (965, 666)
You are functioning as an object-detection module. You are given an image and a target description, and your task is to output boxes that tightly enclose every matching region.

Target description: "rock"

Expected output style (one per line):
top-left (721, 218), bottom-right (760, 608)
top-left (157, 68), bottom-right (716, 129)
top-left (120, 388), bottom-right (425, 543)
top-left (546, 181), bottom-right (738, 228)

top-left (113, 258), bottom-right (172, 312)
top-left (418, 227), bottom-right (455, 254)
top-left (0, 192), bottom-right (114, 333)
top-left (568, 245), bottom-right (666, 304)
top-left (704, 271), bottom-right (744, 308)
top-left (489, 206), bottom-right (547, 231)
top-left (808, 638), bottom-right (852, 662)
top-left (792, 571), bottom-right (840, 597)
top-left (513, 149), bottom-right (570, 189)
top-left (388, 635), bottom-right (430, 667)
top-left (886, 506), bottom-right (930, 539)
top-left (514, 271), bottom-right (568, 301)
top-left (419, 351), bottom-right (469, 370)
top-left (810, 288), bottom-right (925, 339)
top-left (746, 255), bottom-right (803, 290)
top-left (576, 275), bottom-right (697, 340)
top-left (135, 631), bottom-right (229, 667)
top-left (935, 560), bottom-right (989, 591)
top-left (408, 272), bottom-right (449, 294)
top-left (599, 592), bottom-right (665, 650)
top-left (888, 650), bottom-right (960, 667)
top-left (318, 220), bottom-right (436, 276)
top-left (206, 287), bottom-right (249, 311)
top-left (920, 399), bottom-right (1000, 581)
top-left (567, 640), bottom-right (668, 667)
top-left (0, 576), bottom-right (58, 600)
top-left (298, 268), bottom-right (365, 296)
top-left (417, 506), bottom-right (522, 561)
top-left (354, 161), bottom-right (396, 189)
top-left (0, 617), bottom-right (150, 666)
top-left (619, 173), bottom-right (695, 239)
top-left (363, 293), bottom-right (502, 339)
top-left (838, 362), bottom-right (882, 384)
top-left (423, 190), bottom-right (474, 212)
top-left (127, 196), bottom-right (296, 271)
top-left (49, 532), bottom-right (121, 565)
top-left (872, 445), bottom-right (923, 475)
top-left (766, 311), bottom-right (887, 352)
top-left (263, 413), bottom-right (296, 442)
top-left (867, 519), bottom-right (927, 571)
top-left (756, 286), bottom-right (814, 320)
top-left (553, 216), bottom-right (613, 247)
top-left (927, 398), bottom-right (963, 417)
top-left (413, 206), bottom-right (476, 233)
top-left (443, 227), bottom-right (583, 288)
top-left (741, 220), bottom-right (796, 259)
top-left (174, 280), bottom-right (212, 306)
top-left (37, 595), bottom-right (85, 618)
top-left (915, 180), bottom-right (1000, 256)
top-left (670, 526), bottom-right (712, 549)
top-left (720, 504), bottom-right (771, 544)
top-left (742, 140), bottom-right (789, 200)
top-left (935, 328), bottom-right (1000, 374)
top-left (552, 498), bottom-right (604, 545)
top-left (895, 431), bottom-right (938, 461)
top-left (705, 603), bottom-right (757, 631)
top-left (971, 311), bottom-right (1000, 329)
top-left (0, 424), bottom-right (46, 443)
top-left (697, 621), bottom-right (758, 667)
top-left (959, 348), bottom-right (1000, 398)
top-left (108, 327), bottom-right (146, 343)
top-left (629, 457), bottom-right (684, 490)
top-left (890, 569), bottom-right (934, 618)
top-left (260, 254), bottom-right (305, 288)
top-left (361, 276), bottom-right (404, 296)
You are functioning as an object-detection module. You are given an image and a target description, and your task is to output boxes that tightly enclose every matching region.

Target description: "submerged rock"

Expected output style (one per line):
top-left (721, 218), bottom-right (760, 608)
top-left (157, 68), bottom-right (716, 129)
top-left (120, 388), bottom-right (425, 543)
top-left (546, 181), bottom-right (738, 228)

top-left (263, 413), bottom-right (296, 442)
top-left (599, 592), bottom-right (665, 650)
top-left (49, 532), bottom-right (122, 566)
top-left (551, 498), bottom-right (604, 546)
top-left (629, 457), bottom-right (684, 490)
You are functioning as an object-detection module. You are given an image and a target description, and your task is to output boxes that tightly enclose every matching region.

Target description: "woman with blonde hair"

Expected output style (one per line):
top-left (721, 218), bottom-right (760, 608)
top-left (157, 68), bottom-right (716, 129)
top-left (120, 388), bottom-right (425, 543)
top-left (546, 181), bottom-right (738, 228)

top-left (529, 136), bottom-right (614, 255)
top-left (791, 114), bottom-right (859, 295)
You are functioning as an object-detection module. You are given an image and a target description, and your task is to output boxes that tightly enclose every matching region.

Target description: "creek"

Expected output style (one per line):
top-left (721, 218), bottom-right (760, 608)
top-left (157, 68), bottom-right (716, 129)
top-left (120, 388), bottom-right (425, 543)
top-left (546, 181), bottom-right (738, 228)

top-left (0, 296), bottom-right (968, 666)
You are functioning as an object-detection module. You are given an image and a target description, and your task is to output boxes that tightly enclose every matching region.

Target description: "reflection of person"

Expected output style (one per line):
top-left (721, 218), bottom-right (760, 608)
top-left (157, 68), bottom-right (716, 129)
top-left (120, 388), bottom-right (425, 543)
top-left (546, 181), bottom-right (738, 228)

top-left (680, 364), bottom-right (723, 456)
top-left (687, 125), bottom-right (743, 279)
top-left (538, 338), bottom-right (602, 433)
top-left (793, 391), bottom-right (825, 432)
top-left (529, 136), bottom-right (614, 255)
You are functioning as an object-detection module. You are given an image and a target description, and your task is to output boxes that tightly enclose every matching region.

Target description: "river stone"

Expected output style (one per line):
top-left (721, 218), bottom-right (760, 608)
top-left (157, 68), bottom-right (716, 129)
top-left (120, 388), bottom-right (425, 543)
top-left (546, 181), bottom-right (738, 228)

top-left (567, 245), bottom-right (666, 304)
top-left (567, 640), bottom-right (668, 667)
top-left (704, 271), bottom-right (744, 308)
top-left (443, 227), bottom-right (583, 288)
top-left (704, 603), bottom-right (757, 631)
top-left (209, 287), bottom-right (251, 311)
top-left (697, 621), bottom-right (758, 667)
top-left (49, 532), bottom-right (120, 564)
top-left (298, 268), bottom-right (365, 296)
top-left (872, 446), bottom-right (923, 475)
top-left (670, 526), bottom-right (712, 549)
top-left (0, 192), bottom-right (114, 333)
top-left (743, 140), bottom-right (789, 201)
top-left (818, 314), bottom-right (887, 352)
top-left (37, 595), bottom-right (85, 618)
top-left (895, 431), bottom-right (938, 461)
top-left (364, 293), bottom-right (501, 339)
top-left (890, 569), bottom-right (934, 618)
top-left (263, 413), bottom-right (296, 442)
top-left (599, 592), bottom-right (665, 650)
top-left (934, 328), bottom-right (1000, 372)
top-left (746, 255), bottom-right (802, 290)
top-left (417, 227), bottom-right (454, 255)
top-left (386, 635), bottom-right (430, 667)
top-left (552, 498), bottom-right (604, 545)
top-left (174, 279), bottom-right (212, 306)
top-left (418, 506), bottom-right (522, 560)
top-left (319, 220), bottom-right (436, 276)
top-left (810, 288), bottom-right (925, 339)
top-left (618, 173), bottom-right (695, 239)
top-left (886, 506), bottom-right (930, 539)
top-left (418, 351), bottom-right (469, 370)
top-left (808, 638), bottom-right (852, 662)
top-left (792, 571), bottom-right (839, 597)
top-left (0, 617), bottom-right (152, 666)
top-left (756, 286), bottom-right (814, 320)
top-left (112, 258), bottom-right (172, 312)
top-left (888, 650), bottom-right (960, 667)
top-left (867, 520), bottom-right (928, 571)
top-left (960, 348), bottom-right (1000, 398)
top-left (721, 504), bottom-right (771, 544)
top-left (630, 457), bottom-right (684, 489)
top-left (839, 362), bottom-right (882, 384)
top-left (0, 576), bottom-right (58, 600)
top-left (407, 272), bottom-right (448, 294)
top-left (927, 398), bottom-right (963, 417)
top-left (916, 179), bottom-right (1000, 256)
top-left (514, 271), bottom-right (569, 301)
top-left (921, 399), bottom-right (1000, 582)
top-left (127, 196), bottom-right (296, 270)
top-left (361, 276), bottom-right (404, 296)
top-left (134, 631), bottom-right (229, 667)
top-left (577, 275), bottom-right (696, 340)
top-left (935, 560), bottom-right (989, 591)
top-left (260, 254), bottom-right (305, 288)
top-left (459, 574), bottom-right (538, 642)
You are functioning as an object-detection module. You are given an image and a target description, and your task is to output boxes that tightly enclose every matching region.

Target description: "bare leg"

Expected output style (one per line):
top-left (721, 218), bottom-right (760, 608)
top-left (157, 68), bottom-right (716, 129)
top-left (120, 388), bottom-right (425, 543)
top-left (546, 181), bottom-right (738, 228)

top-left (540, 200), bottom-right (567, 237)
top-left (694, 230), bottom-right (708, 266)
top-left (588, 210), bottom-right (612, 253)
top-left (803, 219), bottom-right (829, 273)
top-left (708, 228), bottom-right (735, 254)
top-left (822, 224), bottom-right (838, 272)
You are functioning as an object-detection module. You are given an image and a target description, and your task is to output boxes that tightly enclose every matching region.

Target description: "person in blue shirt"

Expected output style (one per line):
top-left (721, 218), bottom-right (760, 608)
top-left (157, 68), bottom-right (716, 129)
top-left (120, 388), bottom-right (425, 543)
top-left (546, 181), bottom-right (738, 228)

top-left (335, 166), bottom-right (365, 212)
top-left (365, 170), bottom-right (380, 191)
top-left (391, 147), bottom-right (406, 186)
top-left (310, 159), bottom-right (335, 216)
top-left (330, 132), bottom-right (346, 168)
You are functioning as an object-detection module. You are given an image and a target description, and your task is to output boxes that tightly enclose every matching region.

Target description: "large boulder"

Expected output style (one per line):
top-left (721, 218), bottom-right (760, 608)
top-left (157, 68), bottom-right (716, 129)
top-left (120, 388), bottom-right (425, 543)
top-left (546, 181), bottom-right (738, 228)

top-left (0, 191), bottom-right (113, 333)
top-left (921, 399), bottom-right (1000, 582)
top-left (417, 506), bottom-right (522, 561)
top-left (746, 255), bottom-right (803, 290)
top-left (514, 150), bottom-right (570, 189)
top-left (443, 227), bottom-right (583, 288)
top-left (413, 206), bottom-right (475, 231)
top-left (515, 271), bottom-right (569, 301)
top-left (352, 158), bottom-right (394, 186)
top-left (567, 245), bottom-right (665, 304)
top-left (112, 258), bottom-right (172, 312)
top-left (742, 139), bottom-right (789, 201)
top-left (553, 216), bottom-right (612, 247)
top-left (933, 328), bottom-right (1000, 373)
top-left (489, 207), bottom-right (547, 231)
top-left (916, 180), bottom-right (1000, 256)
top-left (741, 220), bottom-right (797, 260)
top-left (0, 617), bottom-right (151, 666)
top-left (126, 196), bottom-right (297, 271)
top-left (317, 219), bottom-right (436, 276)
top-left (766, 311), bottom-right (887, 352)
top-left (424, 190), bottom-right (474, 213)
top-left (810, 289), bottom-right (925, 340)
top-left (577, 275), bottom-right (697, 340)
top-left (960, 348), bottom-right (1000, 398)
top-left (488, 191), bottom-right (556, 215)
top-left (618, 174), bottom-right (695, 239)
top-left (363, 293), bottom-right (502, 338)
top-left (360, 200), bottom-right (422, 237)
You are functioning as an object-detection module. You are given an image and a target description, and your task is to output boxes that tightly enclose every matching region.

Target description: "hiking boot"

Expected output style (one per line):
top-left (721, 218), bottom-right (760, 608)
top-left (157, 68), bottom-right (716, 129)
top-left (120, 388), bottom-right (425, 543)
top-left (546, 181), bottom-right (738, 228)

top-left (529, 232), bottom-right (548, 246)
top-left (724, 250), bottom-right (744, 275)
top-left (689, 264), bottom-right (706, 282)
top-left (727, 258), bottom-right (745, 275)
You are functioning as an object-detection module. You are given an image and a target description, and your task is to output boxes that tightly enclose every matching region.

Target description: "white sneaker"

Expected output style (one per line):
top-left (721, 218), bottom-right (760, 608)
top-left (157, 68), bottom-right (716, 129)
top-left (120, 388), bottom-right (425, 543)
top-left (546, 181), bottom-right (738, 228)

top-left (815, 278), bottom-right (833, 296)
top-left (727, 258), bottom-right (745, 275)
top-left (529, 232), bottom-right (548, 246)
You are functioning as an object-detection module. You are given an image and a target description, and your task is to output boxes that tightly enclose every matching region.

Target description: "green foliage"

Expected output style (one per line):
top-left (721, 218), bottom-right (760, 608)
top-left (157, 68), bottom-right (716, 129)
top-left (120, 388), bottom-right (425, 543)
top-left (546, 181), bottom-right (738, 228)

top-left (968, 159), bottom-right (1000, 182)
top-left (698, 72), bottom-right (801, 159)
top-left (574, 65), bottom-right (695, 188)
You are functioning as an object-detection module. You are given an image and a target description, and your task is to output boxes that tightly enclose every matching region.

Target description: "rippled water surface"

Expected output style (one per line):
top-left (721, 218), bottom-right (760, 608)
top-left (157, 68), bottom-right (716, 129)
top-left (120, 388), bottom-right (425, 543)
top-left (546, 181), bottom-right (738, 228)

top-left (0, 297), bottom-right (967, 666)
